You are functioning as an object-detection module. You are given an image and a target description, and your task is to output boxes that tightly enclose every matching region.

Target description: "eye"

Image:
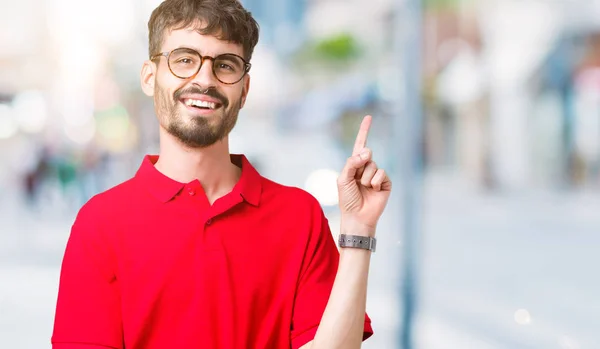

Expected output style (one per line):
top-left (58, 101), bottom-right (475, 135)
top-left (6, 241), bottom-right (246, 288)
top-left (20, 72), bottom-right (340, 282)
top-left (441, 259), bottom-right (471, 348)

top-left (174, 57), bottom-right (195, 65)
top-left (218, 63), bottom-right (234, 71)
top-left (171, 56), bottom-right (196, 66)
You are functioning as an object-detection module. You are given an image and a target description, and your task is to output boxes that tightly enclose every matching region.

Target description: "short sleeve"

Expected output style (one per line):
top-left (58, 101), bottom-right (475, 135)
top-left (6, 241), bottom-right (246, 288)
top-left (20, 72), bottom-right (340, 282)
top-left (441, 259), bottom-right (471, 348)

top-left (290, 208), bottom-right (373, 349)
top-left (52, 201), bottom-right (124, 349)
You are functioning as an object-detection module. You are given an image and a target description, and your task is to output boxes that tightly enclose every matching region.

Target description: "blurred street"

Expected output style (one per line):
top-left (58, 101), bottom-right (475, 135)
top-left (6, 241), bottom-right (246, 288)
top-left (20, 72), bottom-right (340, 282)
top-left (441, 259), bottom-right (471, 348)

top-left (417, 176), bottom-right (600, 349)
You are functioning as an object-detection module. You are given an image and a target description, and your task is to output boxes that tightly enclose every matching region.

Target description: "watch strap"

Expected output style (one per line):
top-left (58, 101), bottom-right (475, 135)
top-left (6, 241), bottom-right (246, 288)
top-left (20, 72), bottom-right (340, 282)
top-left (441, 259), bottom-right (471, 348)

top-left (338, 234), bottom-right (376, 252)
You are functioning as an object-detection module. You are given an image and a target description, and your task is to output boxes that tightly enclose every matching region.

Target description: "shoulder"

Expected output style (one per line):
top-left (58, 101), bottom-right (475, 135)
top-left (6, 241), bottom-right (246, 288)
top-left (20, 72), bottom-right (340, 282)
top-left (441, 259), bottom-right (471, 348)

top-left (260, 176), bottom-right (323, 213)
top-left (74, 177), bottom-right (138, 226)
top-left (257, 177), bottom-right (330, 236)
top-left (65, 180), bottom-right (139, 273)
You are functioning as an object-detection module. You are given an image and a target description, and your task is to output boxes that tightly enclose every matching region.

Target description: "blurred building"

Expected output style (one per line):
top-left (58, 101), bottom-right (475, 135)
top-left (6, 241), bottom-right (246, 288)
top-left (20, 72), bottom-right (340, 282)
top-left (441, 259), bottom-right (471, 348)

top-left (243, 0), bottom-right (306, 55)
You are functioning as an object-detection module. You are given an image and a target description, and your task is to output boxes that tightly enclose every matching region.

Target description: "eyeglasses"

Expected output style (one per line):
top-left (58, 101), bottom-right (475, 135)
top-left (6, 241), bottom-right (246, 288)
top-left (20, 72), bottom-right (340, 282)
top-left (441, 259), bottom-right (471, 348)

top-left (151, 47), bottom-right (251, 85)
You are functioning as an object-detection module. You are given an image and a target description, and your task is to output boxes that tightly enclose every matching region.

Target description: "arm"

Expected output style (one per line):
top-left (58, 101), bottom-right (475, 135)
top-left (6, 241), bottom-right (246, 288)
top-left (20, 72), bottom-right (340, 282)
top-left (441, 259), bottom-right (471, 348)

top-left (52, 202), bottom-right (123, 349)
top-left (299, 246), bottom-right (371, 349)
top-left (303, 115), bottom-right (391, 349)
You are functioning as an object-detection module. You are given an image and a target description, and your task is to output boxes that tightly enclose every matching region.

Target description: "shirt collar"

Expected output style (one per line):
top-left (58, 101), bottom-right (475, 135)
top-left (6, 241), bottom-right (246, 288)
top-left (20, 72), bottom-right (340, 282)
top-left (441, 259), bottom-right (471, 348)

top-left (230, 154), bottom-right (262, 206)
top-left (135, 154), bottom-right (262, 206)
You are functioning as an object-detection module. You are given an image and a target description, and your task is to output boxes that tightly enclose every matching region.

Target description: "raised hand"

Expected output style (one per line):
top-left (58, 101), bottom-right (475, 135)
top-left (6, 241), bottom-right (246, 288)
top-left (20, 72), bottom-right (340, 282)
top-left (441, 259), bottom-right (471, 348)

top-left (337, 115), bottom-right (392, 236)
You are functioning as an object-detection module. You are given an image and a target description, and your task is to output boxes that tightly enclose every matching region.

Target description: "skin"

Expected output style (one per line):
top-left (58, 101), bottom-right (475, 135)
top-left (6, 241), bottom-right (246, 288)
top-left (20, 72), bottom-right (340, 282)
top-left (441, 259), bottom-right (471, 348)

top-left (140, 25), bottom-right (250, 204)
top-left (141, 25), bottom-right (392, 349)
top-left (302, 115), bottom-right (392, 349)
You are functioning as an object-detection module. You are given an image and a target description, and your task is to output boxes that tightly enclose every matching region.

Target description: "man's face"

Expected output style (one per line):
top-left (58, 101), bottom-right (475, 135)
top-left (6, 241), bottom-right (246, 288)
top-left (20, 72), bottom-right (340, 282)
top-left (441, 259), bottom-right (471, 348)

top-left (143, 26), bottom-right (250, 148)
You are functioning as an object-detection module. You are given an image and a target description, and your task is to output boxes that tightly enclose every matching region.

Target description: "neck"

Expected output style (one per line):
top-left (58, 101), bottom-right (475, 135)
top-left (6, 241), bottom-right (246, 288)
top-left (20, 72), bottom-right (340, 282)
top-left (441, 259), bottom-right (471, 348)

top-left (155, 128), bottom-right (241, 204)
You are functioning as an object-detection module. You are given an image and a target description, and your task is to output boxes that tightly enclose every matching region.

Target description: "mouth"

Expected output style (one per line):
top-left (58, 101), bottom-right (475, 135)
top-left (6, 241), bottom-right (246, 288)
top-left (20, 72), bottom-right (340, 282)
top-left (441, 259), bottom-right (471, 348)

top-left (180, 98), bottom-right (223, 113)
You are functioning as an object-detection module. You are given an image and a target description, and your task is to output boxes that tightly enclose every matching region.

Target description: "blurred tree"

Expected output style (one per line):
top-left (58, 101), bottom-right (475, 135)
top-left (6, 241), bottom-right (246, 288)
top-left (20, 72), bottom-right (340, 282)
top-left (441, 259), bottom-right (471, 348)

top-left (424, 0), bottom-right (471, 10)
top-left (313, 33), bottom-right (361, 61)
top-left (289, 32), bottom-right (363, 77)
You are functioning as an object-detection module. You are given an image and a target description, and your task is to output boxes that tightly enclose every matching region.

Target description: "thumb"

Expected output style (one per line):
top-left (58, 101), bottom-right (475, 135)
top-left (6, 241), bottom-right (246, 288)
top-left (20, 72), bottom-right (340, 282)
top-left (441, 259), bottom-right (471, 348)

top-left (338, 148), bottom-right (372, 185)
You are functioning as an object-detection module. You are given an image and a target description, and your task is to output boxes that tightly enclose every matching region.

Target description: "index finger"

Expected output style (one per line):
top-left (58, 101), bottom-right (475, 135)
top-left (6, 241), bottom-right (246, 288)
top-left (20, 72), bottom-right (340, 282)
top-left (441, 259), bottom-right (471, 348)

top-left (352, 115), bottom-right (372, 155)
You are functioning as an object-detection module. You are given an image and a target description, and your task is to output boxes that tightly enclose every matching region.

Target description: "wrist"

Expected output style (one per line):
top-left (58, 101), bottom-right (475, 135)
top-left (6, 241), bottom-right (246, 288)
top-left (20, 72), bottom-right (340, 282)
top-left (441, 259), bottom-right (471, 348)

top-left (340, 215), bottom-right (376, 238)
top-left (338, 233), bottom-right (377, 252)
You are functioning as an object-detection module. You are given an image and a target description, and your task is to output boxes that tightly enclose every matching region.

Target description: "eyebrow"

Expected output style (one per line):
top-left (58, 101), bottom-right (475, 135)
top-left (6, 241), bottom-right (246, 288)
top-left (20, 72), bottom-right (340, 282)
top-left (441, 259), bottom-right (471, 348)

top-left (173, 46), bottom-right (238, 57)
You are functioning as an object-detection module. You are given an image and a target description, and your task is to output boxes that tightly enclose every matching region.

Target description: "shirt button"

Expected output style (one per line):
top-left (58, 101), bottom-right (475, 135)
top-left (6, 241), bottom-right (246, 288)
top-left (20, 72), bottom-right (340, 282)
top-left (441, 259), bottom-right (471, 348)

top-left (188, 189), bottom-right (195, 196)
top-left (206, 219), bottom-right (213, 226)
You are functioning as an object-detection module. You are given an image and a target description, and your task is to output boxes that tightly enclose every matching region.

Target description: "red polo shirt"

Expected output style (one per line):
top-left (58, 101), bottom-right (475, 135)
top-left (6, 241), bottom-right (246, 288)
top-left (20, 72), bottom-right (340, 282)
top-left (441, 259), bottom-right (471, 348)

top-left (52, 154), bottom-right (373, 349)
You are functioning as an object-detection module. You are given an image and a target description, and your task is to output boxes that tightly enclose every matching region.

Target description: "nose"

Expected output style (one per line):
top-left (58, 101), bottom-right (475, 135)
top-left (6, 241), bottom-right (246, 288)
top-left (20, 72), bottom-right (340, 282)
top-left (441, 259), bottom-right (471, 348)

top-left (190, 57), bottom-right (218, 87)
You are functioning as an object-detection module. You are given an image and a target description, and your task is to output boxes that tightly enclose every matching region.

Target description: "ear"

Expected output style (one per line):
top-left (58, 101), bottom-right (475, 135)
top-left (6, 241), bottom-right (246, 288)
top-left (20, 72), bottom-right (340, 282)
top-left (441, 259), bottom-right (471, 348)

top-left (239, 74), bottom-right (251, 109)
top-left (141, 60), bottom-right (156, 97)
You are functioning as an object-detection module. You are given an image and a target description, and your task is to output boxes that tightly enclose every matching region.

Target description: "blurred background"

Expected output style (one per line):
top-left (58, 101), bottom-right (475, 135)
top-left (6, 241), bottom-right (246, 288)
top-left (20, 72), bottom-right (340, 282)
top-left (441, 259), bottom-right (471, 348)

top-left (1, 0), bottom-right (599, 348)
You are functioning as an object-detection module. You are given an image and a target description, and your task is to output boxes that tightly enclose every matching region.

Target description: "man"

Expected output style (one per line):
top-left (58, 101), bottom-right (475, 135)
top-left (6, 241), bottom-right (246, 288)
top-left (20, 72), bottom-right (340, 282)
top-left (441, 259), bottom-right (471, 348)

top-left (52, 0), bottom-right (392, 348)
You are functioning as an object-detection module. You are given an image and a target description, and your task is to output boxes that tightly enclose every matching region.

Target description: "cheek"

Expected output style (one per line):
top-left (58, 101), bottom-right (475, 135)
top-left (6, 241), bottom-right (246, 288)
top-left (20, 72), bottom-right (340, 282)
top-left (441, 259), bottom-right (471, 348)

top-left (239, 89), bottom-right (247, 107)
top-left (227, 86), bottom-right (245, 102)
top-left (155, 86), bottom-right (168, 103)
top-left (155, 72), bottom-right (183, 97)
top-left (155, 87), bottom-right (177, 113)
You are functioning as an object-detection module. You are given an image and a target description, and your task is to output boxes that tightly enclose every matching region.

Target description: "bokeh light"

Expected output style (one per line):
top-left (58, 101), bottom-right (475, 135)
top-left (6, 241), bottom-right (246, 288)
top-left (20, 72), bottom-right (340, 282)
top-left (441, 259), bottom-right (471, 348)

top-left (304, 168), bottom-right (340, 207)
top-left (0, 104), bottom-right (18, 139)
top-left (514, 309), bottom-right (532, 325)
top-left (12, 91), bottom-right (48, 134)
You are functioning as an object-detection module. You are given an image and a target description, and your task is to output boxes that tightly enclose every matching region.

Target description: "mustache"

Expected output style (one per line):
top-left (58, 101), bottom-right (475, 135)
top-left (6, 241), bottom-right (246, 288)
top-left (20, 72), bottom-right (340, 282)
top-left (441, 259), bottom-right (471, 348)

top-left (173, 86), bottom-right (228, 107)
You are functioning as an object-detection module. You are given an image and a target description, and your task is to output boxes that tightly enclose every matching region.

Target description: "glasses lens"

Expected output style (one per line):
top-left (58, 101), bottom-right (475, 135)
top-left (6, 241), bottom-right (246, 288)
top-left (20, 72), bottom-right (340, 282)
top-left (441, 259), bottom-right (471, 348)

top-left (213, 54), bottom-right (246, 84)
top-left (168, 48), bottom-right (201, 78)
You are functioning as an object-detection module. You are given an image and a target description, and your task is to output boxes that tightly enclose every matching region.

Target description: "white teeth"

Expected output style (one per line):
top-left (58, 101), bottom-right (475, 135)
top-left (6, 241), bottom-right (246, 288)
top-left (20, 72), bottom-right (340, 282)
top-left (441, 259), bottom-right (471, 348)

top-left (185, 99), bottom-right (217, 109)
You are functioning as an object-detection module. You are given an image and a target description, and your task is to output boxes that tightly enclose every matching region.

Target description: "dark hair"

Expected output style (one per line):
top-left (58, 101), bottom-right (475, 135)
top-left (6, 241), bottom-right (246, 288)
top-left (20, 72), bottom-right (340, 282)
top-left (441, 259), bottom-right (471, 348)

top-left (148, 0), bottom-right (260, 61)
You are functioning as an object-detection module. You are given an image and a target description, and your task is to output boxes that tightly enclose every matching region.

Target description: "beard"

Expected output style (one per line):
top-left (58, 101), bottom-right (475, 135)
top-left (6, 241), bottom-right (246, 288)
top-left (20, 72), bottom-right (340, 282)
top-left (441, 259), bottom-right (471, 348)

top-left (155, 84), bottom-right (242, 148)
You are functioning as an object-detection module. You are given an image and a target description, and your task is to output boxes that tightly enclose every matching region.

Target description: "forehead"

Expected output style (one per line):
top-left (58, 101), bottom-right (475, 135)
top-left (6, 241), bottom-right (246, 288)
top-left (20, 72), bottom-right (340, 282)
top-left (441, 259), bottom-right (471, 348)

top-left (161, 26), bottom-right (244, 57)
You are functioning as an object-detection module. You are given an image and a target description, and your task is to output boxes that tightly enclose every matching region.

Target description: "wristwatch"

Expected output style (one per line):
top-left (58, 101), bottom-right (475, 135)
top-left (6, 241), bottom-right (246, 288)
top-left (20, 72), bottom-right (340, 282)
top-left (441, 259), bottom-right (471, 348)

top-left (338, 234), bottom-right (377, 252)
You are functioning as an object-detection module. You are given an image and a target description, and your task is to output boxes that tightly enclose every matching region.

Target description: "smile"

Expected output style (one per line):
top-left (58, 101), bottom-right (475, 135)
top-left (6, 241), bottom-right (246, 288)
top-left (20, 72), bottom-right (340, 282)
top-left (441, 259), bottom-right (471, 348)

top-left (182, 98), bottom-right (221, 110)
